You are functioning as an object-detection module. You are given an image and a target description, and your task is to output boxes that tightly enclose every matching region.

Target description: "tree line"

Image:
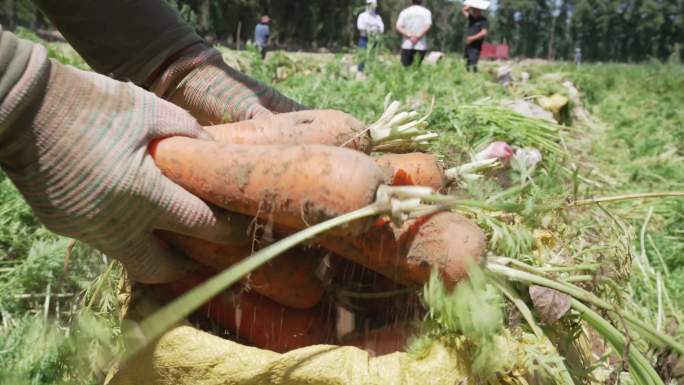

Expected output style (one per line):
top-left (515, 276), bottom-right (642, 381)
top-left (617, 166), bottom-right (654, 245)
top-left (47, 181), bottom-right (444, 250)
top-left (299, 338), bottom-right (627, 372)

top-left (2, 0), bottom-right (682, 62)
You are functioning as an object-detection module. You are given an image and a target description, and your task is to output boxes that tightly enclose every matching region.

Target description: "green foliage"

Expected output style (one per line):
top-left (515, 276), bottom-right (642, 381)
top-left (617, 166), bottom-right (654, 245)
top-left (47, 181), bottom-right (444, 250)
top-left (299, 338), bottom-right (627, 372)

top-left (450, 104), bottom-right (567, 156)
top-left (0, 311), bottom-right (121, 385)
top-left (13, 27), bottom-right (89, 70)
top-left (0, 37), bottom-right (111, 385)
top-left (3, 0), bottom-right (684, 61)
top-left (0, 175), bottom-right (42, 256)
top-left (567, 63), bottom-right (684, 306)
top-left (165, 0), bottom-right (198, 28)
top-left (161, 0), bottom-right (684, 61)
top-left (419, 266), bottom-right (505, 378)
top-left (0, 30), bottom-right (682, 383)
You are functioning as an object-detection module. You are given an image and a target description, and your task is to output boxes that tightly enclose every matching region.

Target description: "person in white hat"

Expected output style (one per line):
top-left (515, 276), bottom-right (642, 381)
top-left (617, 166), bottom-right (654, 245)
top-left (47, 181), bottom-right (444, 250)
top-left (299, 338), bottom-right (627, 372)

top-left (461, 1), bottom-right (489, 72)
top-left (395, 0), bottom-right (432, 67)
top-left (356, 0), bottom-right (385, 71)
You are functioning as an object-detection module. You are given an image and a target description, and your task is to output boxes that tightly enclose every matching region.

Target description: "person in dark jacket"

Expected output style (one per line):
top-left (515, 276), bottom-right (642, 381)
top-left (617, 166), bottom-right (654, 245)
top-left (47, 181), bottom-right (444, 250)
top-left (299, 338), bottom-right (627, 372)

top-left (462, 2), bottom-right (489, 72)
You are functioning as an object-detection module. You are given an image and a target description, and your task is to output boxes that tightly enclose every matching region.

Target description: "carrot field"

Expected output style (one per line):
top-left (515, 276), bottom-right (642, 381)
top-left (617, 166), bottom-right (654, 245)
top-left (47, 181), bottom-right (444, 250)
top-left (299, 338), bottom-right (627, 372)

top-left (1, 29), bottom-right (683, 384)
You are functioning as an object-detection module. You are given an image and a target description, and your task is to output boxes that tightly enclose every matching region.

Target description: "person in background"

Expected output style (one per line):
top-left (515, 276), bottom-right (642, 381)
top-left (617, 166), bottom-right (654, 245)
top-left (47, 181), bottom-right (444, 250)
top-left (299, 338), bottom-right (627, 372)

top-left (395, 0), bottom-right (432, 67)
top-left (356, 0), bottom-right (385, 72)
top-left (574, 47), bottom-right (582, 66)
top-left (462, 2), bottom-right (489, 72)
top-left (254, 15), bottom-right (271, 59)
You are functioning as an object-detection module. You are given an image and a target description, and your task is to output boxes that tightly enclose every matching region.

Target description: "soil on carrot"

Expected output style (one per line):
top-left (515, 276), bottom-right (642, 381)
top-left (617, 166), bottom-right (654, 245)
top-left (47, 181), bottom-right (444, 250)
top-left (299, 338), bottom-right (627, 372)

top-left (233, 163), bottom-right (255, 190)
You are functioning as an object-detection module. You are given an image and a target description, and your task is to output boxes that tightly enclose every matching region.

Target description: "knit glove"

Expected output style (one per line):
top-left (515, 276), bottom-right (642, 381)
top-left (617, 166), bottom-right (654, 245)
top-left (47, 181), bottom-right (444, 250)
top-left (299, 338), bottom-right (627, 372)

top-left (0, 31), bottom-right (248, 284)
top-left (149, 43), bottom-right (306, 125)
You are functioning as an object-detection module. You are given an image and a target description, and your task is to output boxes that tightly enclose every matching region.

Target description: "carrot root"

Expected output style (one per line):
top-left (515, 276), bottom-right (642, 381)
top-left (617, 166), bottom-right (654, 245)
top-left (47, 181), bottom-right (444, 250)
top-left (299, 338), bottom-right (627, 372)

top-left (317, 211), bottom-right (486, 288)
top-left (157, 272), bottom-right (336, 353)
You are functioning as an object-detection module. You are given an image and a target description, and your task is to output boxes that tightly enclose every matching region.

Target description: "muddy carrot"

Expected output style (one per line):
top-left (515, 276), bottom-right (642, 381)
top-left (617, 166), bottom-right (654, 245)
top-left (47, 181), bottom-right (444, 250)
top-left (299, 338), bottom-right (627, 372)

top-left (204, 101), bottom-right (436, 154)
top-left (374, 153), bottom-right (446, 191)
top-left (204, 110), bottom-right (372, 152)
top-left (316, 211), bottom-right (486, 288)
top-left (150, 139), bottom-right (385, 235)
top-left (158, 272), bottom-right (336, 353)
top-left (207, 121), bottom-right (449, 191)
top-left (159, 231), bottom-right (325, 309)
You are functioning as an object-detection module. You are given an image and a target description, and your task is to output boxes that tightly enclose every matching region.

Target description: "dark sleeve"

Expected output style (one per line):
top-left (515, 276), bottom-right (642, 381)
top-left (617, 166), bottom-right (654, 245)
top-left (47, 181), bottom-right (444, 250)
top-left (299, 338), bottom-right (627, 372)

top-left (33, 0), bottom-right (203, 84)
top-left (482, 19), bottom-right (489, 29)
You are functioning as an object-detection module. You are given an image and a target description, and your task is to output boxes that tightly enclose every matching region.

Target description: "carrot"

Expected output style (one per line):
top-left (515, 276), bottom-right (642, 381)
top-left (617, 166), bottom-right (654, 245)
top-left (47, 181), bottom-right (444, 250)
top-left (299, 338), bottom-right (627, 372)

top-left (205, 116), bottom-right (447, 190)
top-left (204, 110), bottom-right (372, 152)
top-left (374, 153), bottom-right (446, 192)
top-left (159, 231), bottom-right (325, 309)
top-left (341, 325), bottom-right (414, 356)
top-left (203, 101), bottom-right (436, 154)
top-left (316, 211), bottom-right (486, 288)
top-left (157, 271), bottom-right (336, 353)
top-left (150, 138), bottom-right (484, 289)
top-left (327, 256), bottom-right (423, 325)
top-left (150, 138), bottom-right (385, 234)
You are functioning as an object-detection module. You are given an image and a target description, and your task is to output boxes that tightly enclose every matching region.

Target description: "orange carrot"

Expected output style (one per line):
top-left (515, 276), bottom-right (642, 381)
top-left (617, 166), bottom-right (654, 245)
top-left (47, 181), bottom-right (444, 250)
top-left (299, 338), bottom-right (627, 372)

top-left (157, 272), bottom-right (336, 353)
top-left (150, 139), bottom-right (484, 289)
top-left (316, 211), bottom-right (486, 288)
top-left (373, 153), bottom-right (446, 191)
top-left (161, 211), bottom-right (485, 294)
top-left (159, 231), bottom-right (325, 309)
top-left (150, 138), bottom-right (385, 235)
top-left (205, 118), bottom-right (447, 191)
top-left (204, 110), bottom-right (372, 152)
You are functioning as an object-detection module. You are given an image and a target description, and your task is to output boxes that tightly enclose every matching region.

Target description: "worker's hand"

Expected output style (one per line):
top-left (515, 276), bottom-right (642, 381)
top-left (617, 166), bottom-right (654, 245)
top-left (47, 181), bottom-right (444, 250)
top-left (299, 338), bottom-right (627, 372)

top-left (0, 32), bottom-right (249, 284)
top-left (466, 36), bottom-right (475, 44)
top-left (149, 43), bottom-right (305, 125)
top-left (409, 36), bottom-right (420, 45)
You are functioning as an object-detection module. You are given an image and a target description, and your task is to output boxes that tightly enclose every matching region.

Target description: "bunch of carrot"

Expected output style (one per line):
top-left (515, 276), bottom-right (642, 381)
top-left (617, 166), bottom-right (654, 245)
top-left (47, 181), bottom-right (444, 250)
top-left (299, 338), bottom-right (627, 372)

top-left (149, 104), bottom-right (487, 355)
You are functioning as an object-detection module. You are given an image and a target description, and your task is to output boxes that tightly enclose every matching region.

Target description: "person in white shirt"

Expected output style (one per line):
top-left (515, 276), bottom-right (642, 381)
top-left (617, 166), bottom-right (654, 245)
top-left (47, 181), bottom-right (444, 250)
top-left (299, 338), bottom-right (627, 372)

top-left (357, 0), bottom-right (385, 71)
top-left (395, 0), bottom-right (432, 67)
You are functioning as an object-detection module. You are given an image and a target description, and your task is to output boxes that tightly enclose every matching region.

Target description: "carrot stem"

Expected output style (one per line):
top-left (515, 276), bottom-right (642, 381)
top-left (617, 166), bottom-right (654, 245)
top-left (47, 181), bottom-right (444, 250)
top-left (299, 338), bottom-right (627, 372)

top-left (490, 276), bottom-right (576, 385)
top-left (572, 299), bottom-right (663, 385)
top-left (487, 262), bottom-right (684, 356)
top-left (568, 192), bottom-right (684, 207)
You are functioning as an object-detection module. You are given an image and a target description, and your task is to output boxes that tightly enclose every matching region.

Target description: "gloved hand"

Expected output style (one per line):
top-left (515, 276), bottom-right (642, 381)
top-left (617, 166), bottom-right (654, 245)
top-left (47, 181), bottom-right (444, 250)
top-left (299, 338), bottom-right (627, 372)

top-left (0, 30), bottom-right (249, 284)
top-left (149, 43), bottom-right (306, 125)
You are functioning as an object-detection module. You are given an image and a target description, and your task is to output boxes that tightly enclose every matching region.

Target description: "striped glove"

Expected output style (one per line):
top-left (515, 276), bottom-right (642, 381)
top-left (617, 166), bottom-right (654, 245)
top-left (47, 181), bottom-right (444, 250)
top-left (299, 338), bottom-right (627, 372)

top-left (0, 30), bottom-right (248, 284)
top-left (149, 43), bottom-right (306, 125)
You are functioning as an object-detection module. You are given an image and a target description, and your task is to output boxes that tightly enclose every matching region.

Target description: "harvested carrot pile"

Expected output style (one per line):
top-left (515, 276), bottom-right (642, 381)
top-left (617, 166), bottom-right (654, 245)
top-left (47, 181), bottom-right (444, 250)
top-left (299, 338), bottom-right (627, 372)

top-left (140, 95), bottom-right (683, 385)
top-left (147, 100), bottom-right (490, 356)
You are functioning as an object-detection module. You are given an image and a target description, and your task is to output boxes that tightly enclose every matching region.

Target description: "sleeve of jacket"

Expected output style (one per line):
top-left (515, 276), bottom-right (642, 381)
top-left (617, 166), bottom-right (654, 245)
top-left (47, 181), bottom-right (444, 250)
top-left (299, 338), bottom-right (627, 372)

top-left (33, 0), bottom-right (203, 85)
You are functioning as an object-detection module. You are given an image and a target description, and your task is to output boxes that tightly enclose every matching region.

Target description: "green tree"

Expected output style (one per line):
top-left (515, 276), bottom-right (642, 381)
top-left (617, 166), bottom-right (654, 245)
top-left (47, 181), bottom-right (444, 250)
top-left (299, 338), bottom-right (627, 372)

top-left (2, 0), bottom-right (683, 62)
